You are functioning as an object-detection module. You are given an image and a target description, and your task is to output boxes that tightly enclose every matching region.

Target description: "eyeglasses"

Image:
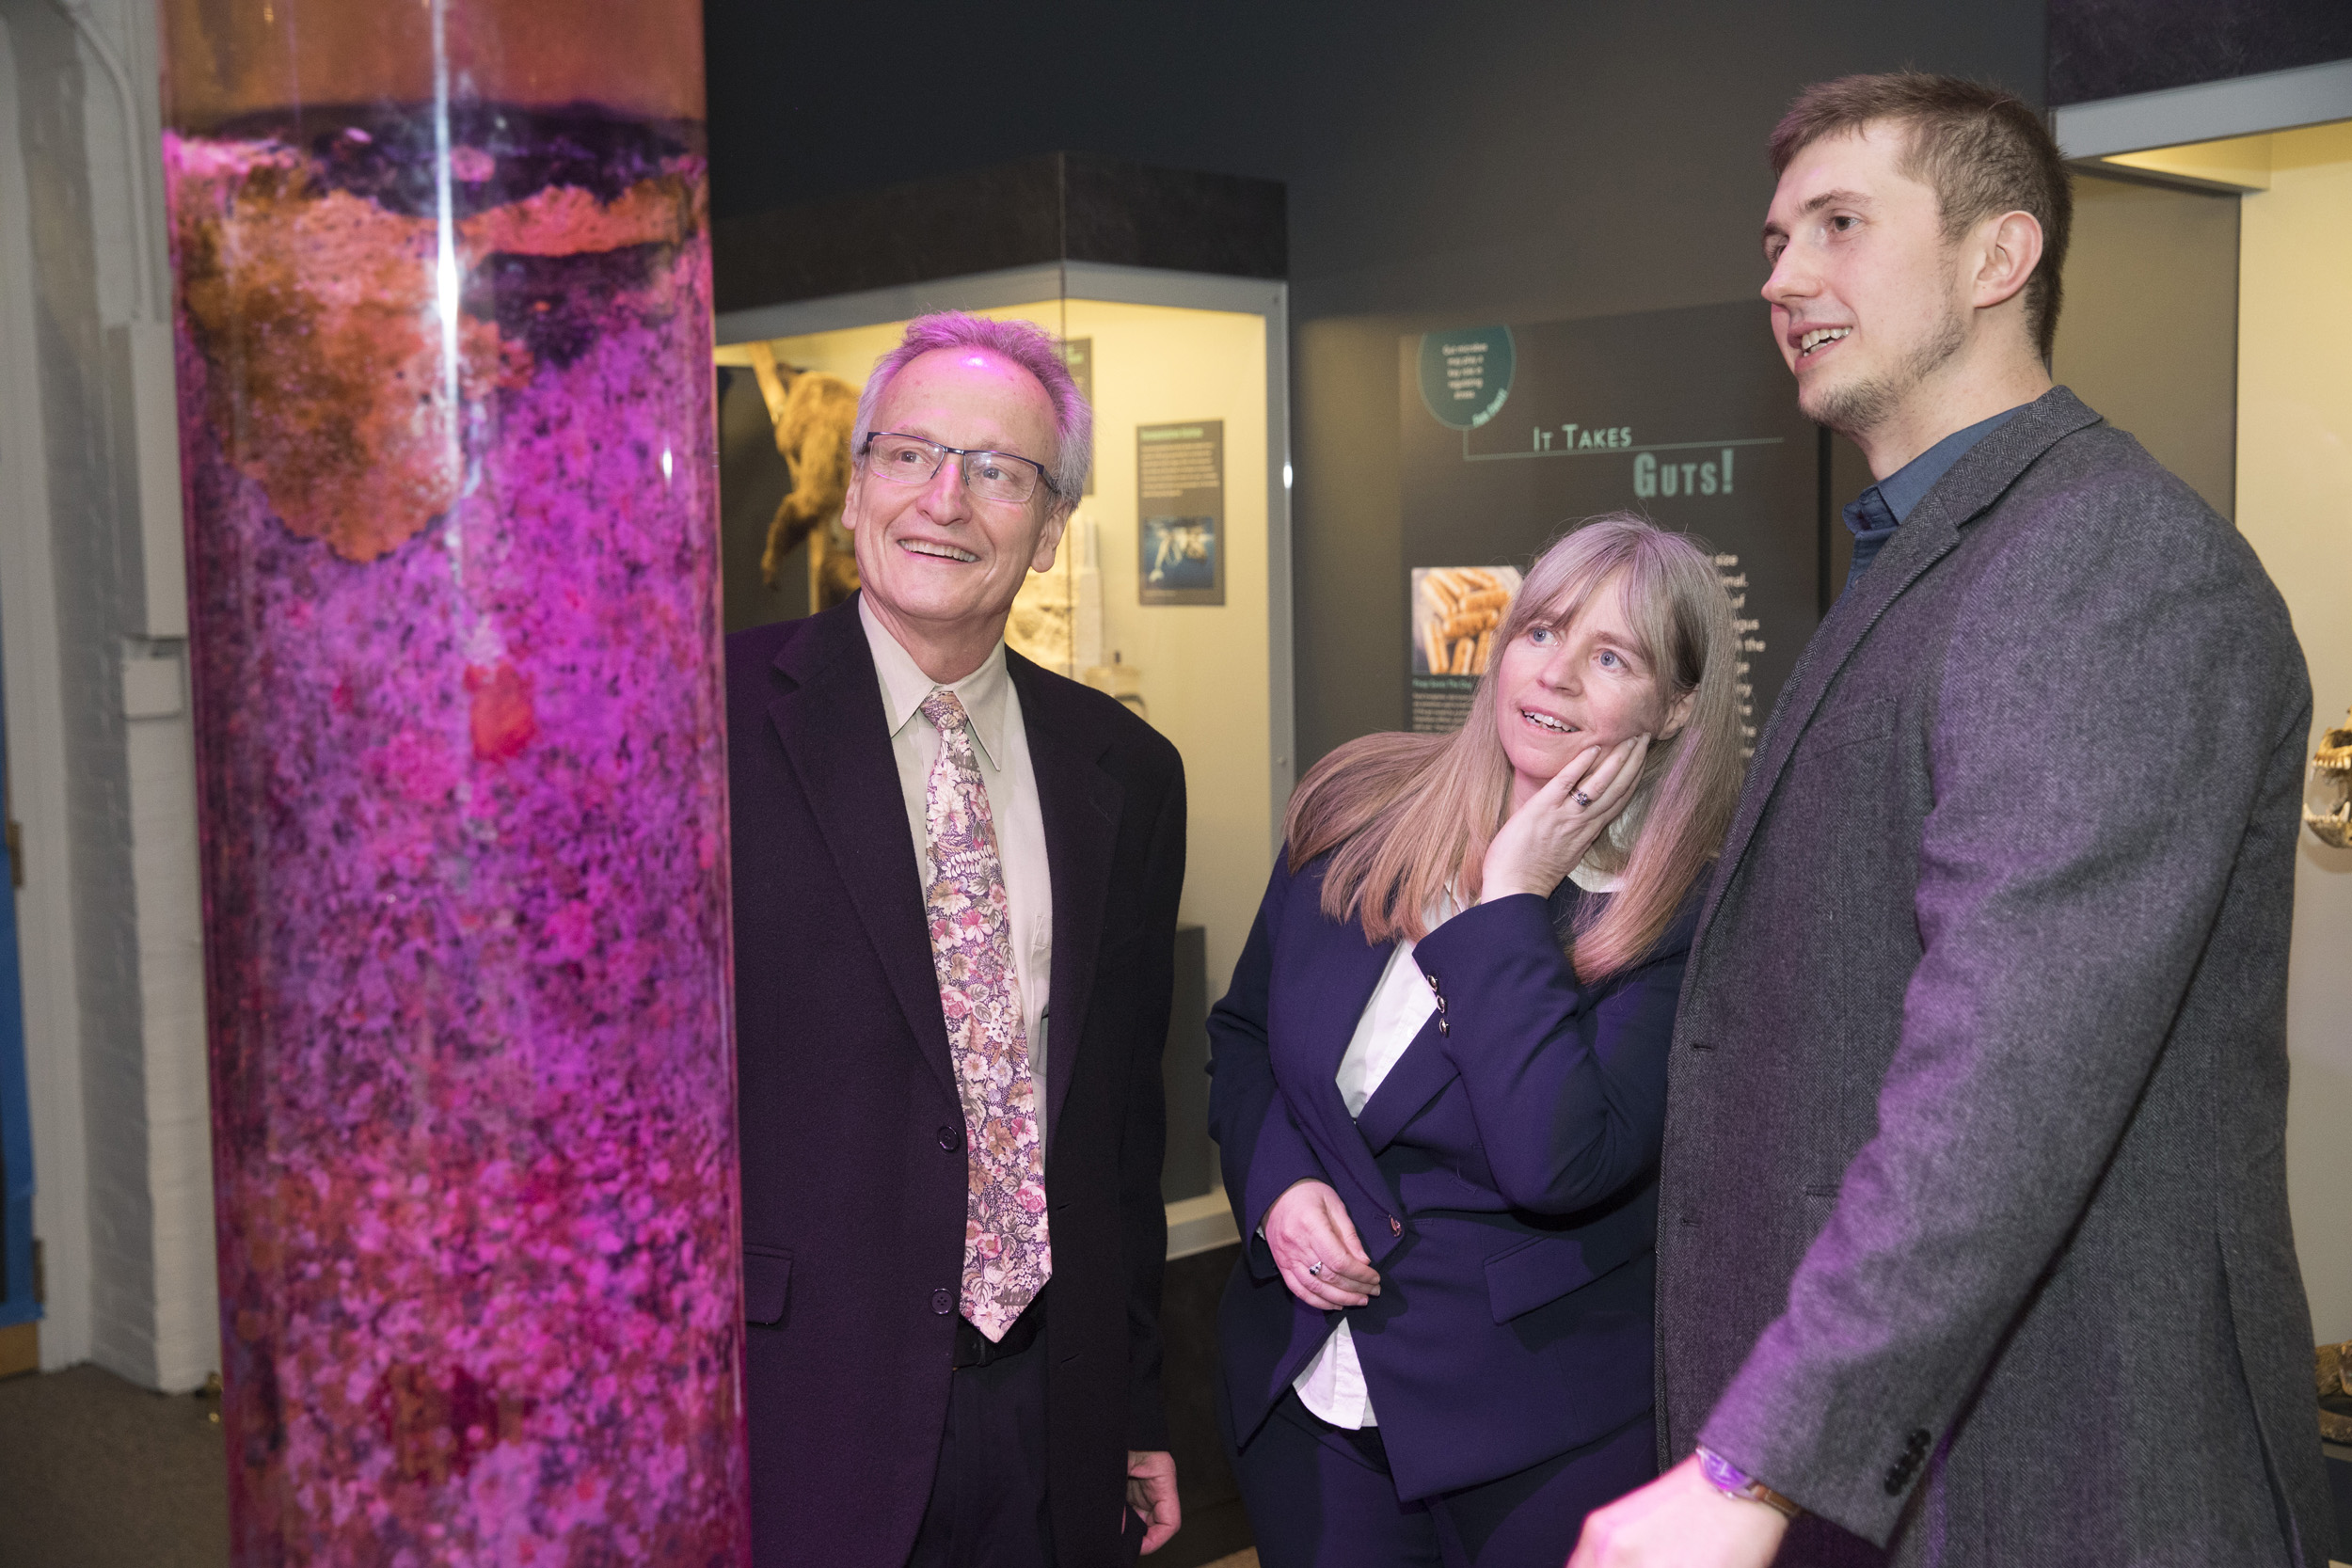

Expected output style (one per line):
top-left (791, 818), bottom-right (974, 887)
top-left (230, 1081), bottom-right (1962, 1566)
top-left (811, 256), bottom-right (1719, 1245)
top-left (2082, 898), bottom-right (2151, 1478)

top-left (861, 432), bottom-right (1060, 506)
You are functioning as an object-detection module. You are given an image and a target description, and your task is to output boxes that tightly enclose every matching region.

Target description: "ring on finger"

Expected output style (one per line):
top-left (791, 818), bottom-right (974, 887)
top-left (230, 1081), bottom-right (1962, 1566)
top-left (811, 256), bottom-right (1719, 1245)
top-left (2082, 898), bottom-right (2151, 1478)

top-left (1307, 1259), bottom-right (1325, 1278)
top-left (1573, 790), bottom-right (1594, 807)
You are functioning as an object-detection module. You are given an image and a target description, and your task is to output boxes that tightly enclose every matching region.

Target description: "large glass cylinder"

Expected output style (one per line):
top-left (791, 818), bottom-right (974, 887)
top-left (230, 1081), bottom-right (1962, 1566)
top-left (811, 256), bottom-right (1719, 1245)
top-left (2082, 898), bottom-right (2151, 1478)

top-left (158, 4), bottom-right (744, 1560)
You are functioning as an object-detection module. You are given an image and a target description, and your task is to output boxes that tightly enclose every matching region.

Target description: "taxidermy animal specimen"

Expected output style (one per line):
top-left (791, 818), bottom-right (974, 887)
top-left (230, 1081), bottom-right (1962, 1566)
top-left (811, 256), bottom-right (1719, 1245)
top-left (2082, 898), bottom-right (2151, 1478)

top-left (746, 342), bottom-right (862, 610)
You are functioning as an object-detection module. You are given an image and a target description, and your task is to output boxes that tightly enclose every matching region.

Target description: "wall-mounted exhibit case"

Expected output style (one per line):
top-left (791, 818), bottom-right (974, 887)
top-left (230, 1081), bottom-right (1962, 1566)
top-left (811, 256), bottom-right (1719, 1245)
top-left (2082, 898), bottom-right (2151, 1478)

top-left (715, 249), bottom-right (1292, 1219)
top-left (2051, 94), bottom-right (2352, 1364)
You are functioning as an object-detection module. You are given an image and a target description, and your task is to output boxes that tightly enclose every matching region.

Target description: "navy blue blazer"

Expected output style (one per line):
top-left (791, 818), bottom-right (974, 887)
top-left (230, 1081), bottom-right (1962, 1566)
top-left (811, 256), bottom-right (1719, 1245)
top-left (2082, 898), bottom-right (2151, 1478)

top-left (1207, 850), bottom-right (1696, 1500)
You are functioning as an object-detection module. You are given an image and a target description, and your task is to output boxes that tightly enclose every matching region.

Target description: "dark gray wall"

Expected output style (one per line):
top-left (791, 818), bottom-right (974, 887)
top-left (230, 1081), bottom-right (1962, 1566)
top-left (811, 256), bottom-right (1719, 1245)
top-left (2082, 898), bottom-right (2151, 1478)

top-left (716, 369), bottom-right (804, 633)
top-left (2048, 0), bottom-right (2352, 105)
top-left (705, 0), bottom-right (2046, 768)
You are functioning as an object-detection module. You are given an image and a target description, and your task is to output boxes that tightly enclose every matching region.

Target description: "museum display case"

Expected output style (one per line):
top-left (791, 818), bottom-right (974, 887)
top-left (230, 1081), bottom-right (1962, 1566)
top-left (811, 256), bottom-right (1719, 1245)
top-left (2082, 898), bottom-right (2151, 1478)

top-left (715, 262), bottom-right (1293, 1220)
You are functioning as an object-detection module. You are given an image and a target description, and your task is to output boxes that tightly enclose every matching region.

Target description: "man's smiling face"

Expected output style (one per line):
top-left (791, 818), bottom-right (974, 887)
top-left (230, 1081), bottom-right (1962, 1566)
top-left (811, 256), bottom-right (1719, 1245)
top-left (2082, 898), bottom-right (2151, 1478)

top-left (1760, 123), bottom-right (1970, 440)
top-left (842, 346), bottom-right (1067, 653)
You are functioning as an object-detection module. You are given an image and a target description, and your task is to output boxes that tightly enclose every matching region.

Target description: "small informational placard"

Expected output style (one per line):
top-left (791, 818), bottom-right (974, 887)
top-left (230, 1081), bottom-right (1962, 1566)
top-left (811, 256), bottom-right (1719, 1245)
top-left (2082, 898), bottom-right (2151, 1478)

top-left (1409, 565), bottom-right (1522, 734)
top-left (1059, 338), bottom-right (1095, 495)
top-left (1137, 420), bottom-right (1224, 606)
top-left (1417, 326), bottom-right (1517, 431)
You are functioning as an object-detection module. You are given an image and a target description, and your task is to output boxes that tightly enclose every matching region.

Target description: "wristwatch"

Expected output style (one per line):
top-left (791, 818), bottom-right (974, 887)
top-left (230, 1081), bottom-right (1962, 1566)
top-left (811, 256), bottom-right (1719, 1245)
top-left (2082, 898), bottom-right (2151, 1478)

top-left (1695, 1445), bottom-right (1803, 1520)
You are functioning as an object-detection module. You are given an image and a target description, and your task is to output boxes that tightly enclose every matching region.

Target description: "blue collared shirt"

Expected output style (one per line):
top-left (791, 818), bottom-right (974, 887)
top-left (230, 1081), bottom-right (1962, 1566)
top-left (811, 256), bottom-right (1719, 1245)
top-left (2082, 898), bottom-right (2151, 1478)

top-left (1842, 405), bottom-right (2026, 593)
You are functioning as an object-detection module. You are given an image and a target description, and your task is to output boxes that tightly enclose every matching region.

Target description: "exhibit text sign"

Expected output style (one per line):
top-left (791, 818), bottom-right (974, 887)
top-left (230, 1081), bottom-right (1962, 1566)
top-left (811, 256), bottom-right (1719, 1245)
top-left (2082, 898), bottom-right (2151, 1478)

top-left (1399, 302), bottom-right (1822, 747)
top-left (1137, 420), bottom-right (1225, 606)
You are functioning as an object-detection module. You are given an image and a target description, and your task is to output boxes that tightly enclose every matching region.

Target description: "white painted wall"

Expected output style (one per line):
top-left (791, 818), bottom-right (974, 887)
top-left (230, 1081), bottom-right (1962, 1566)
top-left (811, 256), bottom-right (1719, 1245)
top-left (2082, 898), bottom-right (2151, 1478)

top-left (0, 8), bottom-right (92, 1370)
top-left (0, 0), bottom-right (217, 1389)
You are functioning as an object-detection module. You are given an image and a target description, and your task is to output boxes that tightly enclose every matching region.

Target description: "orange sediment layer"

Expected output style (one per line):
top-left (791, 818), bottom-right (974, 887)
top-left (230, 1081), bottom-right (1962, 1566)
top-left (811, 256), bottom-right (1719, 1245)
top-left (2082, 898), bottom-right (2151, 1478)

top-left (167, 136), bottom-right (703, 563)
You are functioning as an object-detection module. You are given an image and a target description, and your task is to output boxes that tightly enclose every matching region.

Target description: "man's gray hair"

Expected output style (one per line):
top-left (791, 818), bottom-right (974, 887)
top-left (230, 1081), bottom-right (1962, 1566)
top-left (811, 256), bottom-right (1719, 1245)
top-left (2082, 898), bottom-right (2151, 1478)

top-left (850, 311), bottom-right (1092, 506)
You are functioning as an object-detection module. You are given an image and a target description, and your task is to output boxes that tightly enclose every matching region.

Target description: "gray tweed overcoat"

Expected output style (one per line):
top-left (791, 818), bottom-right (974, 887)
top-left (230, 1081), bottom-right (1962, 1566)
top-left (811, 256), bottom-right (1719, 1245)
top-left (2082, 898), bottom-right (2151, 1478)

top-left (1657, 387), bottom-right (2335, 1565)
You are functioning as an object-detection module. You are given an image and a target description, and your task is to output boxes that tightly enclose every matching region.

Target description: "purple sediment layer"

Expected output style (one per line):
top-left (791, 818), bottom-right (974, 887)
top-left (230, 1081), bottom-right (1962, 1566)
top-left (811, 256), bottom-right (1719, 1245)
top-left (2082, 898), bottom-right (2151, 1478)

top-left (166, 115), bottom-right (745, 1564)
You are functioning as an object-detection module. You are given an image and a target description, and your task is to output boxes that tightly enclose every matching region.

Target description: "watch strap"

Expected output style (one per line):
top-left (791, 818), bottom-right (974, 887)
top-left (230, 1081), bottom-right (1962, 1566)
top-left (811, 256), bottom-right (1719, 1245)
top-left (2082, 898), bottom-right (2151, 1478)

top-left (1695, 1445), bottom-right (1802, 1520)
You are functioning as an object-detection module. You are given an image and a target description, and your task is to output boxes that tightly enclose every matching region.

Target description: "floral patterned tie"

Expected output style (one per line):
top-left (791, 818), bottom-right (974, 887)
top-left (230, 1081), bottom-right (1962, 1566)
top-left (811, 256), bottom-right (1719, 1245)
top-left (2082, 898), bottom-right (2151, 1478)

top-left (918, 689), bottom-right (1051, 1341)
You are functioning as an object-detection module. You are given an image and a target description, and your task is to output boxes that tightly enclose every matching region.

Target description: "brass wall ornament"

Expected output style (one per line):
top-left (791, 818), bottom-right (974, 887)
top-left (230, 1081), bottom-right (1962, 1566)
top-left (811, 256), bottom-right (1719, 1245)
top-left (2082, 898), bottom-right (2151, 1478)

top-left (2306, 707), bottom-right (2352, 849)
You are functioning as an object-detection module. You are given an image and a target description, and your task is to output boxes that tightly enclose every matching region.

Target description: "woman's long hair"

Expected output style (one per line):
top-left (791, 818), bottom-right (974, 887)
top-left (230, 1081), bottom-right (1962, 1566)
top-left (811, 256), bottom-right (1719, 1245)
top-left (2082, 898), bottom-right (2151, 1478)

top-left (1285, 515), bottom-right (1743, 984)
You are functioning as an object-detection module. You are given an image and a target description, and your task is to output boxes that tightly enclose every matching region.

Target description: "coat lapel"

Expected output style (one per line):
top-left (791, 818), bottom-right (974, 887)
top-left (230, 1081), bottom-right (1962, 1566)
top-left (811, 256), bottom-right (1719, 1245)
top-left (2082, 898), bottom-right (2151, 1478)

top-left (766, 600), bottom-right (957, 1103)
top-left (1694, 388), bottom-right (2105, 949)
top-left (1275, 885), bottom-right (1406, 1189)
top-left (1009, 655), bottom-right (1123, 1151)
top-left (1300, 915), bottom-right (1396, 1108)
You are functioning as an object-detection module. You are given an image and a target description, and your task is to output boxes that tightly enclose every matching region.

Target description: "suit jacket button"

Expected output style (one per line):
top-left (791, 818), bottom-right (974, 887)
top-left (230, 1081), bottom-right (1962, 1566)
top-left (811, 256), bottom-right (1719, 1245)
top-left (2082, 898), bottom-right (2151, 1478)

top-left (1883, 1465), bottom-right (1907, 1495)
top-left (1906, 1429), bottom-right (1931, 1453)
top-left (938, 1126), bottom-right (963, 1152)
top-left (931, 1288), bottom-right (954, 1315)
top-left (1437, 1019), bottom-right (1449, 1036)
top-left (1389, 1215), bottom-right (1402, 1236)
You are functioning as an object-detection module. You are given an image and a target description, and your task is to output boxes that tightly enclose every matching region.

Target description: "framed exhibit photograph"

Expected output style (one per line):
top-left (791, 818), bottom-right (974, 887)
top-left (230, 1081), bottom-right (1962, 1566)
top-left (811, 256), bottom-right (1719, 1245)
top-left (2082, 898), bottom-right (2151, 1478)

top-left (1409, 565), bottom-right (1522, 733)
top-left (1140, 515), bottom-right (1219, 601)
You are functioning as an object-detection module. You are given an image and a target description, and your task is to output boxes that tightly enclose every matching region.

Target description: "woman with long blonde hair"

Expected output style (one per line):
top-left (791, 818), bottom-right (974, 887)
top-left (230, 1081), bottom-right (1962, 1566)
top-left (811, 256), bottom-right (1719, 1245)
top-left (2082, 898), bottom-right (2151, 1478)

top-left (1208, 515), bottom-right (1743, 1567)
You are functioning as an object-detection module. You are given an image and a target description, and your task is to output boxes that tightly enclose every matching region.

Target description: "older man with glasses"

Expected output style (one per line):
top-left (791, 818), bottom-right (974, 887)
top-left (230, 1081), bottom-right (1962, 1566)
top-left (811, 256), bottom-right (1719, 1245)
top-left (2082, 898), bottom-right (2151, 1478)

top-left (727, 312), bottom-right (1189, 1567)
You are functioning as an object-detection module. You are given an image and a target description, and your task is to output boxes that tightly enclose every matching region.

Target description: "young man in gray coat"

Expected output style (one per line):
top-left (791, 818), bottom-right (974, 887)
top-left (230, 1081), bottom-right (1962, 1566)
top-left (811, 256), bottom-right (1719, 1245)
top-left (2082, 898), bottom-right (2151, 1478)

top-left (1574, 73), bottom-right (2336, 1567)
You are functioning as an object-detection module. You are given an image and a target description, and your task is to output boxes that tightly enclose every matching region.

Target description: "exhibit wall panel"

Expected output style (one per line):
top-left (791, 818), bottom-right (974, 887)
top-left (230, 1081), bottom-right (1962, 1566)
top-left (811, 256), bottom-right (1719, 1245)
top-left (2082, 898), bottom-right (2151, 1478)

top-left (2234, 119), bottom-right (2352, 1344)
top-left (733, 292), bottom-right (1278, 1011)
top-left (1266, 9), bottom-right (2045, 772)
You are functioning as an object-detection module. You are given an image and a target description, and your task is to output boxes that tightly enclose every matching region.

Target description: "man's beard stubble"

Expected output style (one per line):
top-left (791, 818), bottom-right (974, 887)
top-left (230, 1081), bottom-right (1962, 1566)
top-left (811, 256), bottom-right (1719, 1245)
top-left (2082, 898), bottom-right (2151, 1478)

top-left (1804, 305), bottom-right (1969, 440)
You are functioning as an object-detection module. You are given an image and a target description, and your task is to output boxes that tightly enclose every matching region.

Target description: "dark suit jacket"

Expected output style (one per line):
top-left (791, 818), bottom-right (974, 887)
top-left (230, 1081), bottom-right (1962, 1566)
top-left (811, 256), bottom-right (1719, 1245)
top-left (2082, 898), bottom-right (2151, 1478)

top-left (728, 597), bottom-right (1186, 1568)
top-left (1208, 851), bottom-right (1694, 1499)
top-left (1659, 388), bottom-right (2335, 1564)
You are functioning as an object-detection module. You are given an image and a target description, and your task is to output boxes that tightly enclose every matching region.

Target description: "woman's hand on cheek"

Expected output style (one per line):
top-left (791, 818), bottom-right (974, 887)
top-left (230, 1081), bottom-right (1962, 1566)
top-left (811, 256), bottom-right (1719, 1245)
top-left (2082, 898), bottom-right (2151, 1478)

top-left (1481, 735), bottom-right (1647, 902)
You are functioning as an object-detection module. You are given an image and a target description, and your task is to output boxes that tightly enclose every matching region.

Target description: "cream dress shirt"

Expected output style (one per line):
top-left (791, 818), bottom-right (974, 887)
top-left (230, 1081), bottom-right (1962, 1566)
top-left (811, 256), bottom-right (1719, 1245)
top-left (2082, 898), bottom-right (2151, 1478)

top-left (860, 598), bottom-right (1055, 1146)
top-left (1292, 860), bottom-right (1625, 1429)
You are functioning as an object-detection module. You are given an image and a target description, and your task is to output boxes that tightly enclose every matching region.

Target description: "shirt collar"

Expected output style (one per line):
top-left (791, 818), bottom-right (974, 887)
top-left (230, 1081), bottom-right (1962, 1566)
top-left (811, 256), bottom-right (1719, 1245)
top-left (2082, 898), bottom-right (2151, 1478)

top-left (1869, 404), bottom-right (2027, 525)
top-left (858, 594), bottom-right (1013, 771)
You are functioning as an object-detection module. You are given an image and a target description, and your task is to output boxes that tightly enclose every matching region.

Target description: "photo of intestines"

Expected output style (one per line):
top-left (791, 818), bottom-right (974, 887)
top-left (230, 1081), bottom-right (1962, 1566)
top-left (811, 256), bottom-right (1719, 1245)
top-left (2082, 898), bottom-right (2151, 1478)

top-left (1418, 567), bottom-right (1516, 675)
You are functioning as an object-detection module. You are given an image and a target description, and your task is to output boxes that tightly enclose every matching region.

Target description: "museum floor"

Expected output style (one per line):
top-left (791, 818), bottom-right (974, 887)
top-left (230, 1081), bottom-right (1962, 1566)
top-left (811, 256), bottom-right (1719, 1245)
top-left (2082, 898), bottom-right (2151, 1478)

top-left (0, 1363), bottom-right (229, 1567)
top-left (0, 1362), bottom-right (1258, 1568)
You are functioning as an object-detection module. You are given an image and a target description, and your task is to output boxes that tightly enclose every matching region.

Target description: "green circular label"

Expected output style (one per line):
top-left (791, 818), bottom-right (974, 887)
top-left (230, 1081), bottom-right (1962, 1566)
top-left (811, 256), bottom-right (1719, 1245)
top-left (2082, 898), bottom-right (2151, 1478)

top-left (1418, 326), bottom-right (1515, 431)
